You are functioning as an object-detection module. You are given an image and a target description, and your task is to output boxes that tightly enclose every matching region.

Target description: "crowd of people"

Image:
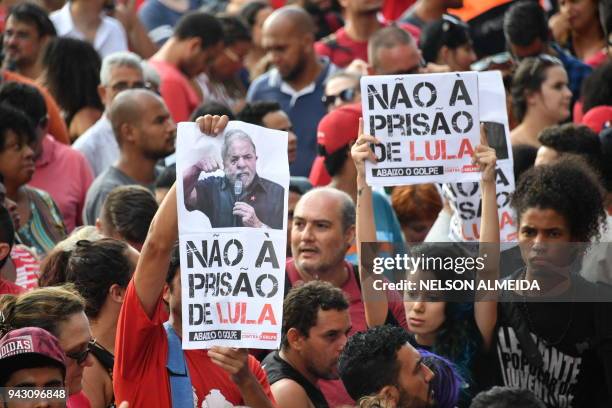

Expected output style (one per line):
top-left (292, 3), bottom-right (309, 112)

top-left (0, 0), bottom-right (612, 407)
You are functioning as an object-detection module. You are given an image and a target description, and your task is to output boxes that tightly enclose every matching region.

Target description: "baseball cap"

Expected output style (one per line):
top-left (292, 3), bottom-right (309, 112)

top-left (582, 106), bottom-right (612, 134)
top-left (309, 104), bottom-right (362, 185)
top-left (0, 327), bottom-right (66, 379)
top-left (317, 104), bottom-right (362, 156)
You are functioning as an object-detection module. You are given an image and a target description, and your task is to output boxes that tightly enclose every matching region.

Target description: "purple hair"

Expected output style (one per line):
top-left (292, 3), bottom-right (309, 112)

top-left (419, 349), bottom-right (464, 408)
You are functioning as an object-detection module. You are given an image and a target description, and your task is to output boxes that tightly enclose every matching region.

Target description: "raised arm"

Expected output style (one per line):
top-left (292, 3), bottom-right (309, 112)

top-left (135, 115), bottom-right (228, 318)
top-left (473, 124), bottom-right (500, 350)
top-left (353, 119), bottom-right (389, 327)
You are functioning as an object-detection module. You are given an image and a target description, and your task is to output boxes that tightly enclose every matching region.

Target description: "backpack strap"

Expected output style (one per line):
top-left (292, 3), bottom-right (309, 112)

top-left (499, 294), bottom-right (544, 369)
top-left (163, 322), bottom-right (195, 408)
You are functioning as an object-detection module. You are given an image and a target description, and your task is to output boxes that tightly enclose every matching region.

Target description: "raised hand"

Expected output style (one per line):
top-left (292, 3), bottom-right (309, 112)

top-left (351, 118), bottom-right (380, 181)
top-left (197, 114), bottom-right (230, 136)
top-left (208, 346), bottom-right (251, 384)
top-left (473, 124), bottom-right (497, 184)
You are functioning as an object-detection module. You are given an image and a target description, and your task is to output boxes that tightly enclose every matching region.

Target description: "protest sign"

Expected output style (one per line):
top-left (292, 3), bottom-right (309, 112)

top-left (444, 71), bottom-right (517, 243)
top-left (176, 121), bottom-right (289, 349)
top-left (361, 71), bottom-right (481, 186)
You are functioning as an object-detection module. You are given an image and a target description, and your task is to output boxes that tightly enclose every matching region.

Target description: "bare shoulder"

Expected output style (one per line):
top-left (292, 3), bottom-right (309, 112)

top-left (270, 379), bottom-right (315, 408)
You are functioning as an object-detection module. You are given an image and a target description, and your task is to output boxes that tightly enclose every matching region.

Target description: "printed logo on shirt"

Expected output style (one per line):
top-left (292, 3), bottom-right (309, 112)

top-left (201, 389), bottom-right (235, 408)
top-left (497, 326), bottom-right (582, 407)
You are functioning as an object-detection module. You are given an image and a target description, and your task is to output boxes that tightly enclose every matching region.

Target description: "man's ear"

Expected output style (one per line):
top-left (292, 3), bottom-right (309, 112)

top-left (98, 84), bottom-right (107, 106)
top-left (344, 224), bottom-right (356, 250)
top-left (379, 385), bottom-right (400, 405)
top-left (109, 283), bottom-right (126, 303)
top-left (439, 45), bottom-right (450, 64)
top-left (0, 243), bottom-right (11, 265)
top-left (162, 282), bottom-right (171, 304)
top-left (186, 37), bottom-right (203, 56)
top-left (286, 328), bottom-right (305, 351)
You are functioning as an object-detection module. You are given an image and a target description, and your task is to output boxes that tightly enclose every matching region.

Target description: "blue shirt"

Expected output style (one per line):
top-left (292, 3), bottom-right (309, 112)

top-left (246, 58), bottom-right (336, 177)
top-left (138, 0), bottom-right (203, 45)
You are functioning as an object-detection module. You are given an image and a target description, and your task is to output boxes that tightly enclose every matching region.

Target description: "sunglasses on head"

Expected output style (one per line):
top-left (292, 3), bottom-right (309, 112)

top-left (322, 88), bottom-right (356, 107)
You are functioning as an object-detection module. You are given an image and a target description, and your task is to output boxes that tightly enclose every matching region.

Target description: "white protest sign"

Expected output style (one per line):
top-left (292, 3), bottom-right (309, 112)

top-left (176, 121), bottom-right (289, 349)
top-left (444, 71), bottom-right (517, 243)
top-left (361, 72), bottom-right (480, 186)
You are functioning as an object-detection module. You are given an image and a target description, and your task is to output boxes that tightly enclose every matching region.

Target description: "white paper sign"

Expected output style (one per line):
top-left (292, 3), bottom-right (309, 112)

top-left (361, 72), bottom-right (481, 186)
top-left (176, 121), bottom-right (289, 349)
top-left (445, 71), bottom-right (518, 243)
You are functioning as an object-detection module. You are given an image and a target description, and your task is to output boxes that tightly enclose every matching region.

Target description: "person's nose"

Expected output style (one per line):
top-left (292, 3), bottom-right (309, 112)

top-left (412, 301), bottom-right (425, 312)
top-left (82, 351), bottom-right (95, 368)
top-left (301, 222), bottom-right (316, 242)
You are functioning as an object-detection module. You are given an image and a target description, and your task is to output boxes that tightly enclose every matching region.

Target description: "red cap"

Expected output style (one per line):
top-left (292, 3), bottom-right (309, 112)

top-left (317, 103), bottom-right (362, 155)
top-left (582, 106), bottom-right (612, 134)
top-left (0, 327), bottom-right (66, 372)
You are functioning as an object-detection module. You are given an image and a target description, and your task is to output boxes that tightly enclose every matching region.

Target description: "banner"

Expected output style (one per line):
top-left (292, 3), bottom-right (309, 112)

top-left (361, 71), bottom-right (481, 186)
top-left (176, 121), bottom-right (289, 349)
top-left (445, 71), bottom-right (517, 243)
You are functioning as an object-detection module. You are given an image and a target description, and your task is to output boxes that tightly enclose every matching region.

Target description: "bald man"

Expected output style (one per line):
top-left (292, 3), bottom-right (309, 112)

top-left (247, 6), bottom-right (337, 178)
top-left (83, 89), bottom-right (176, 225)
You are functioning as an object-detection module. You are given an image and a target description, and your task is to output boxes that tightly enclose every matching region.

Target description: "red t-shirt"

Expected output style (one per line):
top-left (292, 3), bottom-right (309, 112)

top-left (285, 259), bottom-right (408, 407)
top-left (114, 281), bottom-right (274, 407)
top-left (0, 278), bottom-right (25, 295)
top-left (148, 59), bottom-right (200, 123)
top-left (67, 391), bottom-right (91, 408)
top-left (314, 23), bottom-right (421, 68)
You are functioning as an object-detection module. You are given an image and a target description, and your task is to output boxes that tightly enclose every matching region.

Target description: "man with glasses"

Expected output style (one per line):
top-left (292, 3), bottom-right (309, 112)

top-left (503, 1), bottom-right (591, 104)
top-left (74, 51), bottom-right (147, 177)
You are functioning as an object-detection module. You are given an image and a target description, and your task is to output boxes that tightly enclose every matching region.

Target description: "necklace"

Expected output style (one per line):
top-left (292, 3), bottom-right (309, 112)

top-left (519, 270), bottom-right (575, 347)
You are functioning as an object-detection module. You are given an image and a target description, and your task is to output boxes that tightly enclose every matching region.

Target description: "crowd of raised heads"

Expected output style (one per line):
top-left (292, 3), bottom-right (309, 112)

top-left (1, 0), bottom-right (612, 407)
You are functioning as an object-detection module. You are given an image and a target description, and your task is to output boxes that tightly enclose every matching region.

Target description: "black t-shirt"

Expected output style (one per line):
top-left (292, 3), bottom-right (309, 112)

top-left (262, 351), bottom-right (329, 408)
top-left (494, 279), bottom-right (612, 408)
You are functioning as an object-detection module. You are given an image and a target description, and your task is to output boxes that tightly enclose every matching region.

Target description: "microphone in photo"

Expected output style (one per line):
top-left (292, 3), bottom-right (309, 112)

top-left (234, 179), bottom-right (243, 227)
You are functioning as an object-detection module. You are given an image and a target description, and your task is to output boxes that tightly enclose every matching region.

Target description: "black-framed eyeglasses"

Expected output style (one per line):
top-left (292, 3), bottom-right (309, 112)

top-left (109, 81), bottom-right (147, 93)
top-left (322, 88), bottom-right (357, 107)
top-left (66, 340), bottom-right (96, 365)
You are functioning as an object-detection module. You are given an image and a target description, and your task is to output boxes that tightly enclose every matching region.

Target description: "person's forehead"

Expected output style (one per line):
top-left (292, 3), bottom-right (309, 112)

top-left (325, 77), bottom-right (357, 95)
top-left (110, 65), bottom-right (144, 82)
top-left (376, 44), bottom-right (420, 73)
top-left (263, 110), bottom-right (291, 128)
top-left (227, 139), bottom-right (255, 154)
top-left (263, 19), bottom-right (300, 42)
top-left (312, 308), bottom-right (350, 331)
top-left (6, 16), bottom-right (36, 31)
top-left (8, 366), bottom-right (64, 385)
top-left (141, 95), bottom-right (168, 118)
top-left (57, 313), bottom-right (91, 351)
top-left (519, 207), bottom-right (569, 228)
top-left (295, 193), bottom-right (342, 221)
top-left (397, 343), bottom-right (420, 369)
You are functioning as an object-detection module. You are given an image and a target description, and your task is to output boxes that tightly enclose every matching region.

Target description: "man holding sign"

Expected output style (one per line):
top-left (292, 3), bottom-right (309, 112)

top-left (183, 129), bottom-right (285, 229)
top-left (114, 116), bottom-right (275, 408)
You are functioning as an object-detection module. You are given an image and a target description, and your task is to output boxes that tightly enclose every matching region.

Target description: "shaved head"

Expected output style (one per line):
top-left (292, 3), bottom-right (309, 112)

top-left (108, 89), bottom-right (163, 144)
top-left (263, 5), bottom-right (315, 37)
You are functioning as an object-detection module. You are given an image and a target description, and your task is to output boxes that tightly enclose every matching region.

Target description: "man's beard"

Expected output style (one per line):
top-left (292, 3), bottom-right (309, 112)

top-left (397, 386), bottom-right (433, 408)
top-left (143, 147), bottom-right (174, 161)
top-left (281, 54), bottom-right (307, 82)
top-left (305, 359), bottom-right (338, 380)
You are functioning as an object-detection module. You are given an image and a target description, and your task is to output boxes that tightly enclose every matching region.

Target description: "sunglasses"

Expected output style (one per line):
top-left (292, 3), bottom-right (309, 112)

top-left (386, 57), bottom-right (427, 76)
top-left (322, 88), bottom-right (356, 107)
top-left (65, 340), bottom-right (96, 365)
